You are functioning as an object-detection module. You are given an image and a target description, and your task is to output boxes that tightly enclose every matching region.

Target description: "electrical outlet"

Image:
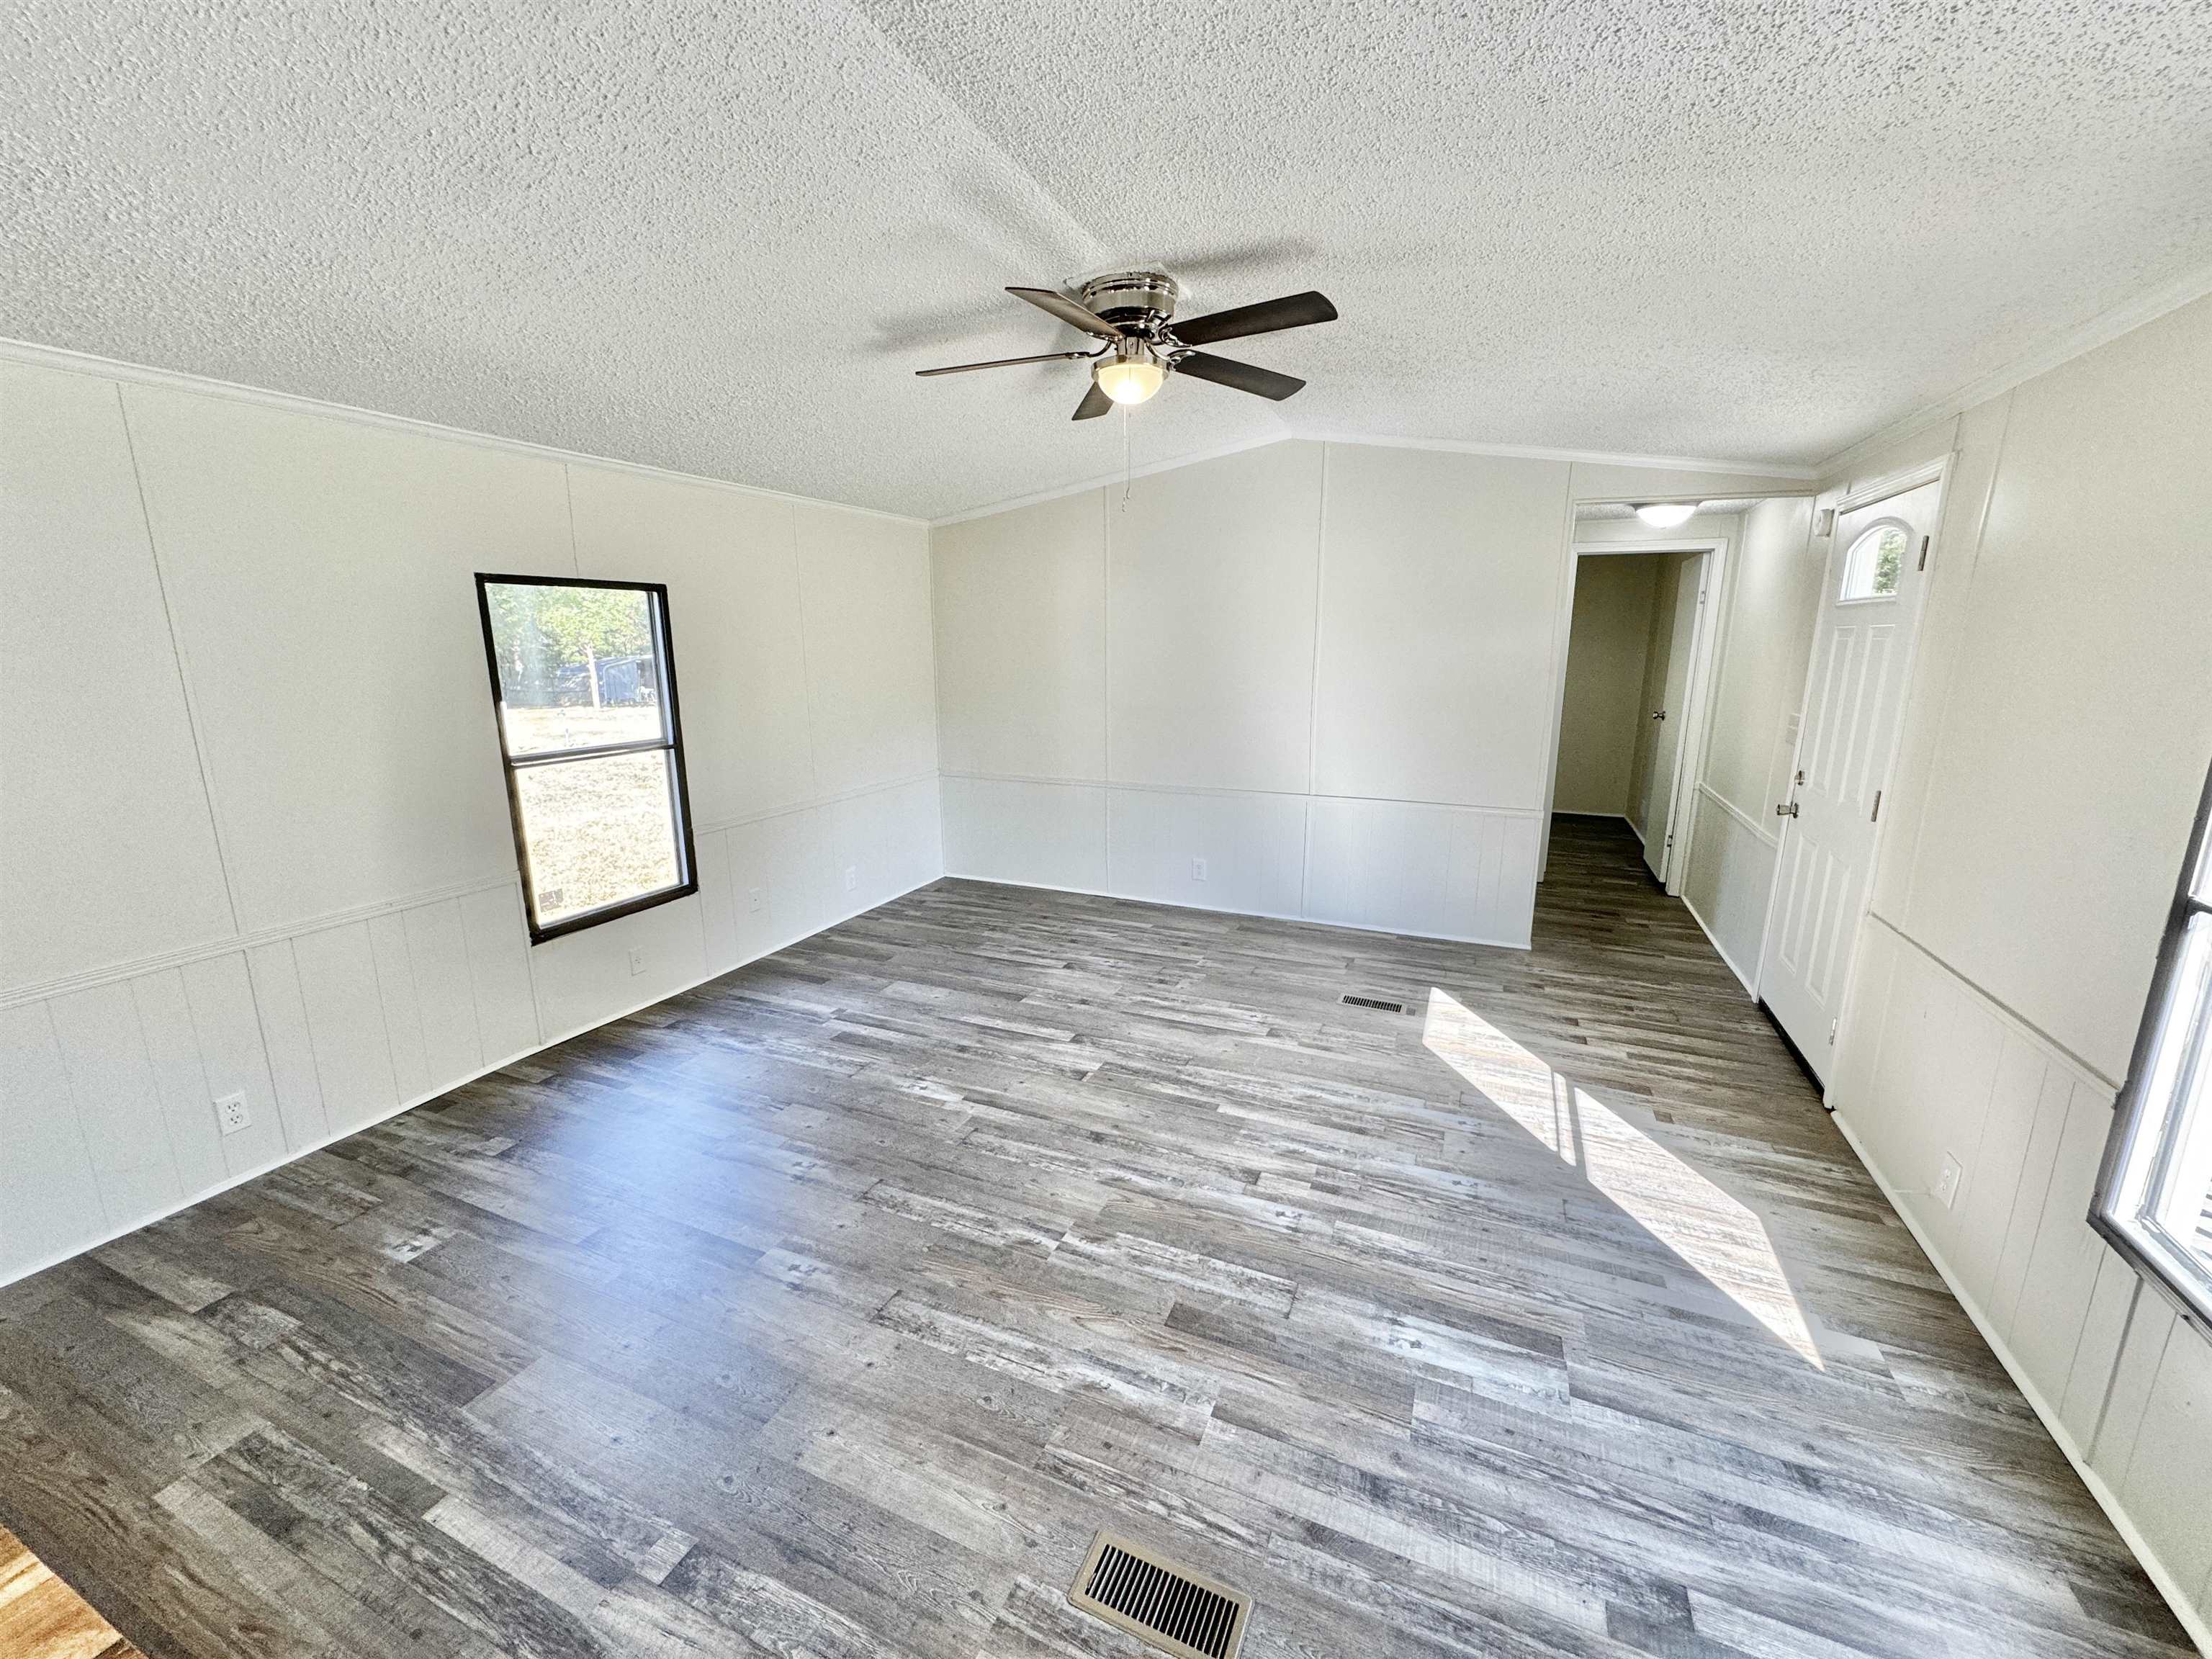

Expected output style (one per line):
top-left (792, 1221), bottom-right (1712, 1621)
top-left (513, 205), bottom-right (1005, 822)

top-left (844, 865), bottom-right (858, 892)
top-left (747, 886), bottom-right (765, 913)
top-left (213, 1092), bottom-right (251, 1136)
top-left (1191, 857), bottom-right (1208, 883)
top-left (1935, 1154), bottom-right (1963, 1210)
top-left (627, 947), bottom-right (646, 977)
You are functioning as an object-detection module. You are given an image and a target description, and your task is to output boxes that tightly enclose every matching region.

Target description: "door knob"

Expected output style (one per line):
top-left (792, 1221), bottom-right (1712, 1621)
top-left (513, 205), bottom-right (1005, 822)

top-left (1776, 802), bottom-right (1799, 818)
top-left (1652, 709), bottom-right (1667, 721)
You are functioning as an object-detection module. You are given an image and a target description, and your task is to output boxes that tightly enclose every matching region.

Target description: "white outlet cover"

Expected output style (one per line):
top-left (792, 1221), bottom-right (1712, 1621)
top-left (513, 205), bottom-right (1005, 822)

top-left (1936, 1154), bottom-right (1963, 1210)
top-left (213, 1091), bottom-right (252, 1136)
top-left (747, 886), bottom-right (765, 912)
top-left (1191, 858), bottom-right (1208, 882)
top-left (844, 866), bottom-right (858, 891)
top-left (627, 947), bottom-right (645, 976)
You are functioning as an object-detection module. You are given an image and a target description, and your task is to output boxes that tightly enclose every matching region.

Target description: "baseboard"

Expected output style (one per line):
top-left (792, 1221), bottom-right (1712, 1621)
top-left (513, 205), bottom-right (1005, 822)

top-left (1830, 1110), bottom-right (2212, 1655)
top-left (1681, 891), bottom-right (1759, 999)
top-left (0, 875), bottom-right (943, 1290)
top-left (939, 870), bottom-right (1532, 952)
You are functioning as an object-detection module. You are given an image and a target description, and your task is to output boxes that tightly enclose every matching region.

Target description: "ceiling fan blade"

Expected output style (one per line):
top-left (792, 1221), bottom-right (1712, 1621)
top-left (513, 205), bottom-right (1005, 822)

top-left (1173, 351), bottom-right (1306, 400)
top-left (1072, 382), bottom-right (1113, 421)
top-left (1170, 289), bottom-right (1336, 346)
top-left (916, 349), bottom-right (1091, 377)
top-left (1007, 286), bottom-right (1121, 339)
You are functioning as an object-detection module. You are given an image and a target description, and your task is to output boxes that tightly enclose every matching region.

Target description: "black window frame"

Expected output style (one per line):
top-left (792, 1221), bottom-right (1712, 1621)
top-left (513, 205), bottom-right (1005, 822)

top-left (473, 573), bottom-right (698, 945)
top-left (2092, 755), bottom-right (2212, 1332)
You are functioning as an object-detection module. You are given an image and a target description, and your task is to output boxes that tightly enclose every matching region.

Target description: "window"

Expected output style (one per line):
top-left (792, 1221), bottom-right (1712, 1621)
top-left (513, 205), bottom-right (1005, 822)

top-left (475, 575), bottom-right (696, 943)
top-left (1840, 521), bottom-right (1907, 601)
top-left (2094, 760), bottom-right (2212, 1328)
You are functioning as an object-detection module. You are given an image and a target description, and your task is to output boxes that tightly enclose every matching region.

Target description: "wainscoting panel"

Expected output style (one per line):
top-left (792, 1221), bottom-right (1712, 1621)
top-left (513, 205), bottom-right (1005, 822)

top-left (942, 773), bottom-right (1542, 946)
top-left (0, 1003), bottom-right (106, 1269)
top-left (1679, 785), bottom-right (1777, 992)
top-left (292, 920), bottom-right (403, 1137)
top-left (0, 776), bottom-right (947, 1287)
top-left (1834, 917), bottom-right (2212, 1641)
top-left (1303, 796), bottom-right (1541, 946)
top-left (244, 939), bottom-right (333, 1151)
top-left (1106, 786), bottom-right (1308, 918)
top-left (940, 774), bottom-right (1109, 893)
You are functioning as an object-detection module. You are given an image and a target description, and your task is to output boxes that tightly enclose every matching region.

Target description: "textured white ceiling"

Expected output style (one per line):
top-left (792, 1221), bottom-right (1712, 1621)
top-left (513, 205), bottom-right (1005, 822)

top-left (6, 2), bottom-right (2210, 520)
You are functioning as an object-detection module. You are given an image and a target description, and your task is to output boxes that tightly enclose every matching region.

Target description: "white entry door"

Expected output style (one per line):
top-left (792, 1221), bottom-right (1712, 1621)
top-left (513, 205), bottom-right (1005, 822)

top-left (1759, 478), bottom-right (1942, 1080)
top-left (1641, 554), bottom-right (1709, 886)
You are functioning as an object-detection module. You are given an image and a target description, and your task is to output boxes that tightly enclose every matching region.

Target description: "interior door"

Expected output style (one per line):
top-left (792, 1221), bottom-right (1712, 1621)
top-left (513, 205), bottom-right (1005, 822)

top-left (1642, 554), bottom-right (1707, 884)
top-left (1759, 479), bottom-right (1942, 1080)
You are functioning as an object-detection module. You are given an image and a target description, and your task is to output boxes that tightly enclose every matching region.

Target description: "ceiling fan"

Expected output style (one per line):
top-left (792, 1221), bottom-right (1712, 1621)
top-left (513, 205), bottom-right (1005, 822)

top-left (916, 269), bottom-right (1337, 421)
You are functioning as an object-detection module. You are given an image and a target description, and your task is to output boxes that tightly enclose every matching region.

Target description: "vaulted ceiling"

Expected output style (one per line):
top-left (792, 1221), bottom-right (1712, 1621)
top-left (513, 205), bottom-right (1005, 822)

top-left (7, 2), bottom-right (2210, 519)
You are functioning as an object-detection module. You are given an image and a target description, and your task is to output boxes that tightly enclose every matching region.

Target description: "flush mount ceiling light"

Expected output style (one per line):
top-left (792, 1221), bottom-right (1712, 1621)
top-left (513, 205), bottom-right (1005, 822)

top-left (1635, 502), bottom-right (1698, 528)
top-left (914, 269), bottom-right (1338, 421)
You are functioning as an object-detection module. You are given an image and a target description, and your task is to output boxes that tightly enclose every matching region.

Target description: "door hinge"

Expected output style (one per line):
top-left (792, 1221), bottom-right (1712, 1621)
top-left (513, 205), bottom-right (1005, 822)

top-left (1917, 535), bottom-right (1930, 571)
top-left (1871, 789), bottom-right (1882, 822)
top-left (1828, 1019), bottom-right (1838, 1046)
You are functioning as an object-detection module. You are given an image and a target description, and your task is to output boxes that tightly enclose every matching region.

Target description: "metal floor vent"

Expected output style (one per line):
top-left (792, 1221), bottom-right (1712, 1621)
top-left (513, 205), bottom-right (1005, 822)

top-left (1068, 1531), bottom-right (1250, 1659)
top-left (1341, 994), bottom-right (1406, 1014)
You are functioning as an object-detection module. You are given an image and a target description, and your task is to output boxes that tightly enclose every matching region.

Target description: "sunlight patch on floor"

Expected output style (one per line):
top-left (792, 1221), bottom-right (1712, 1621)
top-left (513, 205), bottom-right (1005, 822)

top-left (1423, 988), bottom-right (1822, 1367)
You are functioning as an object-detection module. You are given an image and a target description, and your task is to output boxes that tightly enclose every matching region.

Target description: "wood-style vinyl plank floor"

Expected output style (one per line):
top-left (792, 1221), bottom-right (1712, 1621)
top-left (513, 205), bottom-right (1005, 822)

top-left (0, 819), bottom-right (2190, 1657)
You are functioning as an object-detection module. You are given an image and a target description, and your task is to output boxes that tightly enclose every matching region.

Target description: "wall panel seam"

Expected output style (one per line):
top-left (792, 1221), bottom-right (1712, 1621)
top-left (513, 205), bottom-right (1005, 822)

top-left (127, 974), bottom-right (192, 1202)
top-left (1101, 485), bottom-right (1114, 891)
top-left (42, 1000), bottom-right (113, 1231)
top-left (2, 775), bottom-right (943, 1010)
top-left (2085, 1280), bottom-right (2144, 1464)
top-left (787, 510), bottom-right (825, 799)
top-left (111, 379), bottom-right (244, 937)
top-left (940, 768), bottom-right (1544, 817)
top-left (1896, 400), bottom-right (2012, 932)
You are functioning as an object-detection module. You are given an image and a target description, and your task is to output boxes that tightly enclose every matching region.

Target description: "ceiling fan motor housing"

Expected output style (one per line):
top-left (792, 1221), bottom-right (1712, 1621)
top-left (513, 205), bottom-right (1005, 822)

top-left (1078, 269), bottom-right (1179, 335)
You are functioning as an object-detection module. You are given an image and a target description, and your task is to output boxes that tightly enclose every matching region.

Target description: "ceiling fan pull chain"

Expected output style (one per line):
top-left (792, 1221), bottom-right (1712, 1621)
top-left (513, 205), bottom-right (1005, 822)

top-left (1121, 403), bottom-right (1133, 510)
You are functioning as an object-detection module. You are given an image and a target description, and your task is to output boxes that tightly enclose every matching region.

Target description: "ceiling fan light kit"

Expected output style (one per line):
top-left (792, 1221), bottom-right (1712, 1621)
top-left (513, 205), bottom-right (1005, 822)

top-left (917, 266), bottom-right (1337, 421)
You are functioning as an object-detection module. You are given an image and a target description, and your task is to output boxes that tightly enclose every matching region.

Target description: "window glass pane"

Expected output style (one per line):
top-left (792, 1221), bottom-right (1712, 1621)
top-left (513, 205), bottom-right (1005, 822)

top-left (514, 751), bottom-right (681, 925)
top-left (484, 582), bottom-right (664, 755)
top-left (2144, 914), bottom-right (2212, 1269)
top-left (1840, 523), bottom-right (1906, 601)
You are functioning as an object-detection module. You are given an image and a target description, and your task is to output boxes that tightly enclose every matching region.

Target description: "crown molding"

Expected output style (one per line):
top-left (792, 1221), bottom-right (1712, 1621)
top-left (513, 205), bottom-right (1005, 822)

top-left (1814, 258), bottom-right (2212, 485)
top-left (0, 338), bottom-right (932, 527)
top-left (928, 428), bottom-right (1817, 528)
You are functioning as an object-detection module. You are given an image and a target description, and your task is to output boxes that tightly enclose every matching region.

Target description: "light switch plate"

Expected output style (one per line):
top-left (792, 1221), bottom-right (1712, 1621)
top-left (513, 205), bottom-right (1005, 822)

top-left (1935, 1154), bottom-right (1963, 1210)
top-left (844, 866), bottom-right (858, 892)
top-left (747, 886), bottom-right (765, 913)
top-left (1191, 858), bottom-right (1208, 883)
top-left (213, 1092), bottom-right (251, 1136)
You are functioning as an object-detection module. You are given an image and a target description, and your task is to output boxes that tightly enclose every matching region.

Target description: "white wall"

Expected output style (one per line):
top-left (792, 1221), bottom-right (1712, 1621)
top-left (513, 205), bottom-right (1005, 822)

top-left (0, 353), bottom-right (942, 1283)
top-left (1823, 294), bottom-right (2212, 1644)
top-left (1677, 498), bottom-right (1822, 985)
top-left (1553, 554), bottom-right (1656, 817)
top-left (934, 442), bottom-right (1781, 945)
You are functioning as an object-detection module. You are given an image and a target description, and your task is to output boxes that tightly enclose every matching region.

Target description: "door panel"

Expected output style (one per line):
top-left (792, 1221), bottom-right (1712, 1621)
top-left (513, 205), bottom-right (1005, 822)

top-left (1642, 554), bottom-right (1706, 885)
top-left (1759, 480), bottom-right (1941, 1080)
